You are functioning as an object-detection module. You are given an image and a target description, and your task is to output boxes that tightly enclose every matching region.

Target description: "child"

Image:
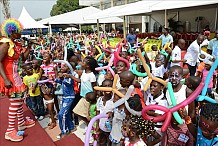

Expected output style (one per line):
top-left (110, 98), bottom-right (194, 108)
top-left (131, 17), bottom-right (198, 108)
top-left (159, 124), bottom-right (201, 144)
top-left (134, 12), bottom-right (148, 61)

top-left (200, 59), bottom-right (216, 98)
top-left (55, 63), bottom-right (76, 139)
top-left (150, 53), bottom-right (171, 78)
top-left (96, 80), bottom-right (114, 146)
top-left (145, 79), bottom-right (168, 116)
top-left (108, 89), bottom-right (127, 146)
top-left (39, 52), bottom-right (59, 113)
top-left (32, 59), bottom-right (41, 75)
top-left (181, 103), bottom-right (218, 146)
top-left (122, 115), bottom-right (161, 146)
top-left (86, 92), bottom-right (97, 143)
top-left (39, 76), bottom-right (56, 129)
top-left (166, 66), bottom-right (192, 112)
top-left (23, 63), bottom-right (44, 120)
top-left (73, 56), bottom-right (99, 125)
top-left (162, 113), bottom-right (194, 146)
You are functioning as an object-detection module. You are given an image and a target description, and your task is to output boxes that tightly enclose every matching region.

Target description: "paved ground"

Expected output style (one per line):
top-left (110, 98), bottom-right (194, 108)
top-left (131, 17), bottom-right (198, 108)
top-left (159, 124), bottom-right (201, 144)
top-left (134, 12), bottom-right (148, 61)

top-left (38, 114), bottom-right (87, 142)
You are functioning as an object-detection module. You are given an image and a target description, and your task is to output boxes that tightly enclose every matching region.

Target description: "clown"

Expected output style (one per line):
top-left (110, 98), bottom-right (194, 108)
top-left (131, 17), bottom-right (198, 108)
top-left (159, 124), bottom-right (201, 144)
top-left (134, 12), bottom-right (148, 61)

top-left (0, 18), bottom-right (35, 142)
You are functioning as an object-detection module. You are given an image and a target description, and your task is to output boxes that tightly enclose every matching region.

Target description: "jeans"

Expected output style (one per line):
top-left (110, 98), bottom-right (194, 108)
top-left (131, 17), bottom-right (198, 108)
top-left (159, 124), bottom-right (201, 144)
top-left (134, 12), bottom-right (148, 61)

top-left (58, 97), bottom-right (74, 134)
top-left (30, 95), bottom-right (45, 116)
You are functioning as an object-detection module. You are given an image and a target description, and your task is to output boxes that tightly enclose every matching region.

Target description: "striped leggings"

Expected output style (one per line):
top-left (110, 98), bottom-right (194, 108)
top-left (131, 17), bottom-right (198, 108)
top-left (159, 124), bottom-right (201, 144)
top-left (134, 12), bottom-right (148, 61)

top-left (6, 98), bottom-right (25, 133)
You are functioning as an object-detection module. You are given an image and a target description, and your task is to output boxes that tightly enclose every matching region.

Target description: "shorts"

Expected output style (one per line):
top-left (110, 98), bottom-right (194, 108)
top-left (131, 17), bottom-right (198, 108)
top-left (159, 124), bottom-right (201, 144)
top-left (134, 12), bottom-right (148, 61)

top-left (73, 98), bottom-right (89, 118)
top-left (44, 98), bottom-right (54, 104)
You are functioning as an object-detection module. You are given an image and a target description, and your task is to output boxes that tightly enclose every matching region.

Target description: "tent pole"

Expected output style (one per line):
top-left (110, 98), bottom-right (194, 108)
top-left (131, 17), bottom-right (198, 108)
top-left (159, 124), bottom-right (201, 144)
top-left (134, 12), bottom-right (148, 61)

top-left (97, 19), bottom-right (100, 41)
top-left (79, 24), bottom-right (82, 34)
top-left (164, 9), bottom-right (167, 28)
top-left (123, 16), bottom-right (126, 38)
top-left (49, 23), bottom-right (52, 37)
top-left (215, 8), bottom-right (218, 30)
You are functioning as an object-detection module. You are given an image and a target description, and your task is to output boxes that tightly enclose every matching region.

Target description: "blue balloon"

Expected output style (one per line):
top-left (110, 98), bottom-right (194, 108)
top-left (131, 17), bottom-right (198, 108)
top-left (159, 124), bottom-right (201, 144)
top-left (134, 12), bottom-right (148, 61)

top-left (197, 58), bottom-right (218, 103)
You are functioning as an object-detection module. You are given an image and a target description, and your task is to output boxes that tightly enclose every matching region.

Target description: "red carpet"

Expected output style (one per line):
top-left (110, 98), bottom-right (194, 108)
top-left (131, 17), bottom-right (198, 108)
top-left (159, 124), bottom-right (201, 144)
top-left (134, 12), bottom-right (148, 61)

top-left (0, 97), bottom-right (55, 146)
top-left (54, 134), bottom-right (84, 146)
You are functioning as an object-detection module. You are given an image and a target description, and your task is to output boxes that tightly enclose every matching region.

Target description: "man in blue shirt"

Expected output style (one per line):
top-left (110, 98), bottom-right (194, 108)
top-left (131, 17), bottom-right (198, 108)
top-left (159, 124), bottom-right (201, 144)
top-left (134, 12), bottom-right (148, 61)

top-left (158, 28), bottom-right (174, 49)
top-left (126, 28), bottom-right (136, 47)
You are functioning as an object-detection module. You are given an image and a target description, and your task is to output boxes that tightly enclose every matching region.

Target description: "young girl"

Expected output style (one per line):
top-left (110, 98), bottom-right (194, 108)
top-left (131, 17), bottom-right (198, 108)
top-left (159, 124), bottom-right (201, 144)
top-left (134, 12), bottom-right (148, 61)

top-left (73, 56), bottom-right (99, 125)
top-left (96, 79), bottom-right (114, 146)
top-left (122, 115), bottom-right (161, 146)
top-left (200, 59), bottom-right (216, 98)
top-left (162, 112), bottom-right (194, 146)
top-left (39, 76), bottom-right (56, 129)
top-left (39, 52), bottom-right (59, 113)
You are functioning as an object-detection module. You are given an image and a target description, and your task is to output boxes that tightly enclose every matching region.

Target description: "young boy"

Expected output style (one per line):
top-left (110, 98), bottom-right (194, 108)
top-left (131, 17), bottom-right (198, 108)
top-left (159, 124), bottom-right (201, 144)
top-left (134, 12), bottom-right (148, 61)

top-left (54, 63), bottom-right (76, 139)
top-left (23, 63), bottom-right (44, 120)
top-left (32, 59), bottom-right (41, 75)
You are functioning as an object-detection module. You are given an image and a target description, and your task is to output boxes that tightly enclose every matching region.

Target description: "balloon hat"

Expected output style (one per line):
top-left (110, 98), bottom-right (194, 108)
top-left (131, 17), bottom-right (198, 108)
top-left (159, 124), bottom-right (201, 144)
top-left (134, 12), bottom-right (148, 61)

top-left (1, 18), bottom-right (23, 37)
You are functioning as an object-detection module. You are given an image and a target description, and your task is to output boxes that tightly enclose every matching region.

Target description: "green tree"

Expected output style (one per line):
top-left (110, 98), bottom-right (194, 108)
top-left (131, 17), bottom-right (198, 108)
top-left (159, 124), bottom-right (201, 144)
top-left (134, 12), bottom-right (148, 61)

top-left (50, 0), bottom-right (84, 16)
top-left (35, 18), bottom-right (42, 21)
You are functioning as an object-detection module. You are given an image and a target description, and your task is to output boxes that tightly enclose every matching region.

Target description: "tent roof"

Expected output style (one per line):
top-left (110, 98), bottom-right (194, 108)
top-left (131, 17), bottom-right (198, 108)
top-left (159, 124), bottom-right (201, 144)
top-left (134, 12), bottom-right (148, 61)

top-left (18, 7), bottom-right (47, 29)
top-left (85, 0), bottom-right (218, 19)
top-left (39, 6), bottom-right (123, 25)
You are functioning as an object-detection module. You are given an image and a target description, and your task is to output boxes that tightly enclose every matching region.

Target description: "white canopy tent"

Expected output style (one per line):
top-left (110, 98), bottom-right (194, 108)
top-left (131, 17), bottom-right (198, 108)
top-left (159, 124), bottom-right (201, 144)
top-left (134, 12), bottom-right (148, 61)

top-left (38, 6), bottom-right (123, 25)
top-left (18, 7), bottom-right (47, 29)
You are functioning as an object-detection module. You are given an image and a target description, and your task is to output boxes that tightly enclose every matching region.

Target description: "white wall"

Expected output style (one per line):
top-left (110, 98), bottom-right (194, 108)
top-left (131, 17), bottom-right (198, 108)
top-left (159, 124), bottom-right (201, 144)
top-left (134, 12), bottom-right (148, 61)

top-left (149, 7), bottom-right (216, 32)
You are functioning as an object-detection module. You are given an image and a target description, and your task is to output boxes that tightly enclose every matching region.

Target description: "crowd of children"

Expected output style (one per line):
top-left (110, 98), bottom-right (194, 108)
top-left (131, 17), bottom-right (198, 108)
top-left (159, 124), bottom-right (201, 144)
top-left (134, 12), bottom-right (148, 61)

top-left (19, 30), bottom-right (218, 146)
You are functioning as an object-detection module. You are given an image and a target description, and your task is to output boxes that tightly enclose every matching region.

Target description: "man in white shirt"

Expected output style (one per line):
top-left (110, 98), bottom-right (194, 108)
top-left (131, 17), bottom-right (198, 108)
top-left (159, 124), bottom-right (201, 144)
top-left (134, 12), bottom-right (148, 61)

top-left (171, 39), bottom-right (186, 67)
top-left (184, 35), bottom-right (204, 76)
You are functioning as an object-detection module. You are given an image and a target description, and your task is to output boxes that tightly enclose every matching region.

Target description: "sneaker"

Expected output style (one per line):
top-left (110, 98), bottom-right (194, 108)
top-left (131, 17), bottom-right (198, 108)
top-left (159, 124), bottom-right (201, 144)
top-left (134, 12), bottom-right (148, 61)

top-left (38, 116), bottom-right (44, 121)
top-left (75, 121), bottom-right (79, 126)
top-left (70, 127), bottom-right (77, 133)
top-left (56, 133), bottom-right (68, 139)
top-left (5, 130), bottom-right (23, 142)
top-left (18, 117), bottom-right (35, 131)
top-left (89, 136), bottom-right (94, 144)
top-left (35, 116), bottom-right (39, 120)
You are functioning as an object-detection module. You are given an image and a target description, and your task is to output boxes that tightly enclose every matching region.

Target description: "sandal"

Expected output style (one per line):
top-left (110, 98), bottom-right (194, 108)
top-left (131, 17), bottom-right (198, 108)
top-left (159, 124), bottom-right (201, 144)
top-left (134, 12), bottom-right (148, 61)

top-left (49, 122), bottom-right (56, 129)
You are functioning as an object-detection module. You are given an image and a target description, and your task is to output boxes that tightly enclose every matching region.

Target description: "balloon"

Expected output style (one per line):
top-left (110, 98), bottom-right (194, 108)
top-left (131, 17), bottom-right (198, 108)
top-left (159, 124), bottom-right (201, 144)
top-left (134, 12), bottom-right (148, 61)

top-left (137, 49), bottom-right (167, 91)
top-left (84, 114), bottom-right (108, 146)
top-left (167, 82), bottom-right (183, 124)
top-left (95, 54), bottom-right (115, 76)
top-left (97, 52), bottom-right (105, 62)
top-left (54, 60), bottom-right (74, 74)
top-left (94, 74), bottom-right (124, 98)
top-left (37, 79), bottom-right (49, 84)
top-left (142, 82), bottom-right (204, 132)
top-left (114, 51), bottom-right (130, 70)
top-left (196, 58), bottom-right (218, 103)
top-left (130, 63), bottom-right (149, 77)
top-left (113, 85), bottom-right (134, 108)
top-left (64, 46), bottom-right (67, 61)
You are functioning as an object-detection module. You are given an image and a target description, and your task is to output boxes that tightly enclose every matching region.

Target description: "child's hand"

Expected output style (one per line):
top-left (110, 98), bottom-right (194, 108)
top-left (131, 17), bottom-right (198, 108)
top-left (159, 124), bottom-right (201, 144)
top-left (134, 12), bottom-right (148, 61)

top-left (179, 108), bottom-right (188, 118)
top-left (107, 112), bottom-right (113, 119)
top-left (32, 86), bottom-right (36, 93)
top-left (63, 73), bottom-right (71, 78)
top-left (86, 116), bottom-right (91, 122)
top-left (26, 94), bottom-right (30, 97)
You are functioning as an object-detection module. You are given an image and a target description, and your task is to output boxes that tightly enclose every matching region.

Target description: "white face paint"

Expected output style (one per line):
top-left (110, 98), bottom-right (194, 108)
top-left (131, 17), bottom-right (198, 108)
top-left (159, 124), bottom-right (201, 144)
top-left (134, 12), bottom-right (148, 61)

top-left (168, 70), bottom-right (182, 87)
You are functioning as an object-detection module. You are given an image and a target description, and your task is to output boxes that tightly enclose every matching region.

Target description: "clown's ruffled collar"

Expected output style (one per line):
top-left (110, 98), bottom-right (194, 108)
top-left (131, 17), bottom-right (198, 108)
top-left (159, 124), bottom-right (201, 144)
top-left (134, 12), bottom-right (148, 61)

top-left (0, 37), bottom-right (15, 57)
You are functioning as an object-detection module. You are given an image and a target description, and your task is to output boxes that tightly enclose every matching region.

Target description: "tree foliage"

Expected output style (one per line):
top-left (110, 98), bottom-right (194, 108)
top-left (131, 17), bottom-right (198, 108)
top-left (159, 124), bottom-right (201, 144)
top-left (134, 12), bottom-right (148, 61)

top-left (50, 0), bottom-right (84, 16)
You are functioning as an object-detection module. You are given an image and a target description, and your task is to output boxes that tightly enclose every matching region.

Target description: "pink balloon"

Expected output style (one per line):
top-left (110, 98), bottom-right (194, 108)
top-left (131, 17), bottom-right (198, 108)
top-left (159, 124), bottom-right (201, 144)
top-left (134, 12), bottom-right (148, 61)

top-left (142, 82), bottom-right (204, 132)
top-left (85, 114), bottom-right (108, 146)
top-left (114, 51), bottom-right (130, 70)
top-left (95, 55), bottom-right (115, 76)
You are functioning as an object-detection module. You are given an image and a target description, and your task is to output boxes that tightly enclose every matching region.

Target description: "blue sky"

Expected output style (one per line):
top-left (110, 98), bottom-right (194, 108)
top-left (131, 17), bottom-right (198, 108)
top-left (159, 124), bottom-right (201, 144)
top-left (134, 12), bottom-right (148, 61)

top-left (0, 0), bottom-right (56, 23)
